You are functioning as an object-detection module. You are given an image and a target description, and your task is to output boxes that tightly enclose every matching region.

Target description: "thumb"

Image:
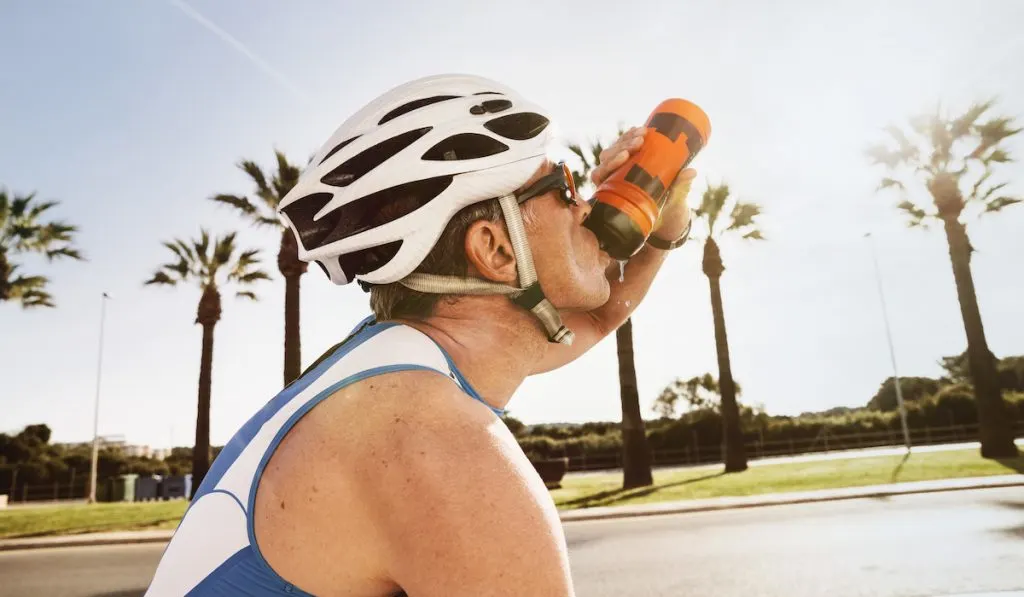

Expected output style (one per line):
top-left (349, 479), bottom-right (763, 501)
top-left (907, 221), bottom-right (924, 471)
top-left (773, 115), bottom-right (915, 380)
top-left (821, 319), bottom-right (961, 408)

top-left (665, 168), bottom-right (697, 204)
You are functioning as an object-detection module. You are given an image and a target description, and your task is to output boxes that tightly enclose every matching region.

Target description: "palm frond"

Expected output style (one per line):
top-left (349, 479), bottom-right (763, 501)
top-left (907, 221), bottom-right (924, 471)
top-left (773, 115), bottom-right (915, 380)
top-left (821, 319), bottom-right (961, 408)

top-left (896, 200), bottom-right (931, 227)
top-left (162, 241), bottom-right (188, 263)
top-left (16, 287), bottom-right (55, 308)
top-left (698, 183), bottom-right (730, 236)
top-left (725, 201), bottom-right (762, 232)
top-left (567, 143), bottom-right (587, 166)
top-left (26, 200), bottom-right (60, 220)
top-left (983, 149), bottom-right (1011, 165)
top-left (169, 258), bottom-right (192, 280)
top-left (173, 239), bottom-right (196, 264)
top-left (950, 100), bottom-right (994, 139)
top-left (877, 177), bottom-right (906, 192)
top-left (45, 246), bottom-right (83, 261)
top-left (865, 144), bottom-right (911, 170)
top-left (236, 290), bottom-right (258, 301)
top-left (976, 116), bottom-right (1022, 147)
top-left (271, 150), bottom-right (301, 203)
top-left (983, 196), bottom-right (1022, 214)
top-left (35, 222), bottom-right (77, 246)
top-left (9, 274), bottom-right (48, 291)
top-left (590, 142), bottom-right (604, 169)
top-left (210, 193), bottom-right (260, 218)
top-left (211, 232), bottom-right (237, 269)
top-left (233, 248), bottom-right (260, 270)
top-left (742, 229), bottom-right (765, 241)
top-left (974, 181), bottom-right (1009, 206)
top-left (144, 271), bottom-right (178, 286)
top-left (239, 160), bottom-right (276, 208)
top-left (883, 125), bottom-right (917, 157)
top-left (194, 229), bottom-right (212, 270)
top-left (966, 170), bottom-right (993, 203)
top-left (236, 270), bottom-right (271, 284)
top-left (9, 194), bottom-right (32, 219)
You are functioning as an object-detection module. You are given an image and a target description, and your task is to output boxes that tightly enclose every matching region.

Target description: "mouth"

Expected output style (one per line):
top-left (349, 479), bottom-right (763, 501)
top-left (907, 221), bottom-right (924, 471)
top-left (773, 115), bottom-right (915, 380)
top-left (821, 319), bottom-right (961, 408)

top-left (583, 225), bottom-right (613, 264)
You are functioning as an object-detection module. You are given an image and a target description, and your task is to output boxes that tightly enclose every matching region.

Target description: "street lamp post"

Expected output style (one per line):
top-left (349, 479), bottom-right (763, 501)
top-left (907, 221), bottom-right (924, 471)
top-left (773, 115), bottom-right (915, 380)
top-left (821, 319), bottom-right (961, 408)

top-left (865, 234), bottom-right (912, 453)
top-left (88, 292), bottom-right (111, 504)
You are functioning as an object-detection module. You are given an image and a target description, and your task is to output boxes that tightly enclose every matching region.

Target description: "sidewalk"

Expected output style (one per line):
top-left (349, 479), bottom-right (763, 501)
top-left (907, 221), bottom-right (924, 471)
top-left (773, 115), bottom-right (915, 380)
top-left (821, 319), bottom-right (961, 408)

top-left (2, 473), bottom-right (1021, 551)
top-left (0, 529), bottom-right (173, 552)
top-left (566, 437), bottom-right (1024, 478)
top-left (558, 473), bottom-right (1024, 522)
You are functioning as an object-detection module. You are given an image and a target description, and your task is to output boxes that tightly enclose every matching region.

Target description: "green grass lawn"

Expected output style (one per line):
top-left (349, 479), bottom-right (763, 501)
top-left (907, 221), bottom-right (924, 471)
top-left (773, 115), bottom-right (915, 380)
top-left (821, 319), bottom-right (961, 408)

top-left (0, 500), bottom-right (187, 539)
top-left (1, 448), bottom-right (1021, 539)
top-left (552, 448), bottom-right (1024, 510)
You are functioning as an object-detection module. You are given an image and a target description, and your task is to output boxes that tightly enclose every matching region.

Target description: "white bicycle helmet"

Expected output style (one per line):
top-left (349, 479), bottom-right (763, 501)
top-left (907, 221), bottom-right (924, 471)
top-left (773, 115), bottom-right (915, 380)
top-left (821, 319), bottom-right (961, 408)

top-left (277, 74), bottom-right (573, 344)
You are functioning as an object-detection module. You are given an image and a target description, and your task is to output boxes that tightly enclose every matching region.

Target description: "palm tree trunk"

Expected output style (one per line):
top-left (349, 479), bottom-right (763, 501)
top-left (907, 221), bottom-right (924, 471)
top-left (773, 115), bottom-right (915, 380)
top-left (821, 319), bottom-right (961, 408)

top-left (703, 240), bottom-right (748, 473)
top-left (193, 321), bottom-right (215, 491)
top-left (283, 273), bottom-right (301, 386)
top-left (940, 217), bottom-right (1018, 458)
top-left (617, 318), bottom-right (653, 489)
top-left (280, 231), bottom-right (305, 387)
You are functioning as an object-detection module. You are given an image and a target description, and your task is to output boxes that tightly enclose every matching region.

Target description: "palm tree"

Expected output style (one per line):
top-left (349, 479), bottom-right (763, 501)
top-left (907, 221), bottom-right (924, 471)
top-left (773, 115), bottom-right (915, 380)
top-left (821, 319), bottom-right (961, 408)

top-left (866, 99), bottom-right (1021, 458)
top-left (144, 230), bottom-right (270, 488)
top-left (569, 138), bottom-right (653, 489)
top-left (0, 188), bottom-right (83, 308)
top-left (211, 151), bottom-right (305, 386)
top-left (693, 183), bottom-right (764, 472)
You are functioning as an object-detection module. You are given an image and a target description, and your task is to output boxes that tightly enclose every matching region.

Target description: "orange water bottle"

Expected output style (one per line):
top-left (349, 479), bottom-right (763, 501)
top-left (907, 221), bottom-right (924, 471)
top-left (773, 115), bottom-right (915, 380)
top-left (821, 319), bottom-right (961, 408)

top-left (584, 99), bottom-right (711, 260)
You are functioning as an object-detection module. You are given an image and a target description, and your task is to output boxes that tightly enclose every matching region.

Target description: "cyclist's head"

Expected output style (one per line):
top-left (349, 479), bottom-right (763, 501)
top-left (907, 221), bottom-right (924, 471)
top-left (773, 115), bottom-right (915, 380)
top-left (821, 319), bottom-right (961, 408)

top-left (278, 74), bottom-right (610, 343)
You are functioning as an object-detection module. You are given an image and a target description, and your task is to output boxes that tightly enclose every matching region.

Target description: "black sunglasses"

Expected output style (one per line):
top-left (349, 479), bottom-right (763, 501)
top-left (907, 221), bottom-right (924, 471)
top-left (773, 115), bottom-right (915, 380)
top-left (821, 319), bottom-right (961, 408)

top-left (514, 162), bottom-right (580, 207)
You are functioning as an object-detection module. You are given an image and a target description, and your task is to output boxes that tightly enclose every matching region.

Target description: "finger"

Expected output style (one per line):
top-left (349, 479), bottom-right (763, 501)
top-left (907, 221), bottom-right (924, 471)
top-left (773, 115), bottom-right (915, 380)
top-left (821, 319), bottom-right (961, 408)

top-left (591, 150), bottom-right (630, 184)
top-left (599, 130), bottom-right (644, 165)
top-left (674, 168), bottom-right (697, 184)
top-left (601, 127), bottom-right (641, 158)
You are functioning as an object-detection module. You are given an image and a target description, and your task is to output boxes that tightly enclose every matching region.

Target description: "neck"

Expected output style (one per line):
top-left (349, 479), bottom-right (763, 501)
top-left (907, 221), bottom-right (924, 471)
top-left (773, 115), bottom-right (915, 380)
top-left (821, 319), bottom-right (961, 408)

top-left (395, 296), bottom-right (548, 411)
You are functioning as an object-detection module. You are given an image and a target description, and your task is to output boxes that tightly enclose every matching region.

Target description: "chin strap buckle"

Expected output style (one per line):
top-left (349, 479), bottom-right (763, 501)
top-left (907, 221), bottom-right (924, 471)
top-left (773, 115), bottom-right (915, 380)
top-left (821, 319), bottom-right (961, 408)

top-left (512, 282), bottom-right (575, 346)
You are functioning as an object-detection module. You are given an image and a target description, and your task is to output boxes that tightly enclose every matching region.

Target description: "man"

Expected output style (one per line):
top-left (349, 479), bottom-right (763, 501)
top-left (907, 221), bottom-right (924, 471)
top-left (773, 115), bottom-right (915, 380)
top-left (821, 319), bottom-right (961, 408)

top-left (145, 73), bottom-right (696, 596)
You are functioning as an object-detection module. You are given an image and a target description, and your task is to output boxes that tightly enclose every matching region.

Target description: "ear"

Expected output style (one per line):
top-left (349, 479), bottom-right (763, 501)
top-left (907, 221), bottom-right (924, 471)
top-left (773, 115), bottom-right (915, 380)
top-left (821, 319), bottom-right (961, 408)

top-left (464, 219), bottom-right (518, 285)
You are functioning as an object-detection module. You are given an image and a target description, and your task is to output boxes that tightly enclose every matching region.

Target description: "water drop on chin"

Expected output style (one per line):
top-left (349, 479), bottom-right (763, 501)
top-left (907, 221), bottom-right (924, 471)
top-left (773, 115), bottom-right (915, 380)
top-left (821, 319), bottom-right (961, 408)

top-left (618, 260), bottom-right (626, 283)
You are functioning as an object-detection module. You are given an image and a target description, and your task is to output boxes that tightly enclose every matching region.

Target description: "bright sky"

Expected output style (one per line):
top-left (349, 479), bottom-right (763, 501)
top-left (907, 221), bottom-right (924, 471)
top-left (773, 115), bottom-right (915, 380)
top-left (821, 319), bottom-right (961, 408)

top-left (2, 0), bottom-right (1023, 450)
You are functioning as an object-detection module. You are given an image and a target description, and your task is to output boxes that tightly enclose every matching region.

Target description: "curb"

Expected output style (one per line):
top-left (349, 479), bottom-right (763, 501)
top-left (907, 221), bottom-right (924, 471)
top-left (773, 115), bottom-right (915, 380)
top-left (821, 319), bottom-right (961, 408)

top-left (2, 474), bottom-right (1021, 551)
top-left (557, 474), bottom-right (1024, 523)
top-left (0, 531), bottom-right (174, 553)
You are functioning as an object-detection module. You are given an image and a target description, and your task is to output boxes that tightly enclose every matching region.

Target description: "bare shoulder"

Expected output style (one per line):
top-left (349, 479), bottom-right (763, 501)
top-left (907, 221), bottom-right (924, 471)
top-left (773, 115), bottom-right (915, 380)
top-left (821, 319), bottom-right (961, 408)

top-left (354, 371), bottom-right (576, 596)
top-left (256, 369), bottom-right (574, 596)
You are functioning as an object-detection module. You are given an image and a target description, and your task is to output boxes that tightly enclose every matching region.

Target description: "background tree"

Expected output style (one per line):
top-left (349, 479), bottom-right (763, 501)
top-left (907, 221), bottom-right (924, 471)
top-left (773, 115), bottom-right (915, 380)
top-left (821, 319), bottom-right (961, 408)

top-left (570, 136), bottom-right (653, 489)
top-left (653, 374), bottom-right (744, 418)
top-left (693, 183), bottom-right (765, 472)
top-left (211, 151), bottom-right (305, 386)
top-left (866, 99), bottom-right (1021, 458)
top-left (866, 377), bottom-right (943, 411)
top-left (0, 188), bottom-right (83, 308)
top-left (144, 230), bottom-right (270, 488)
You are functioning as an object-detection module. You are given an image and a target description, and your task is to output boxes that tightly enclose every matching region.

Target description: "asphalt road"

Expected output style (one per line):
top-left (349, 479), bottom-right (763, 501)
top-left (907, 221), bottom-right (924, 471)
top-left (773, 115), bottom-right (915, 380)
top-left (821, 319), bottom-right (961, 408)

top-left (1, 487), bottom-right (1022, 597)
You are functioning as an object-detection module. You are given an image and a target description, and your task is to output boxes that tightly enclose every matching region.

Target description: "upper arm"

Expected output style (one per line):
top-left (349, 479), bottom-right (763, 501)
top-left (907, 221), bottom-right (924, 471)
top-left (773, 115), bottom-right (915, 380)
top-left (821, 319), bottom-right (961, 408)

top-left (365, 377), bottom-right (575, 596)
top-left (529, 311), bottom-right (614, 375)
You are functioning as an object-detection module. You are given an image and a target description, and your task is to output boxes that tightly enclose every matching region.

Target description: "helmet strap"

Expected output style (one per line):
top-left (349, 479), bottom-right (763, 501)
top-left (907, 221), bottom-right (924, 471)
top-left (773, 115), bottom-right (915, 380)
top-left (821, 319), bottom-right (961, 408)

top-left (396, 194), bottom-right (574, 346)
top-left (495, 194), bottom-right (574, 345)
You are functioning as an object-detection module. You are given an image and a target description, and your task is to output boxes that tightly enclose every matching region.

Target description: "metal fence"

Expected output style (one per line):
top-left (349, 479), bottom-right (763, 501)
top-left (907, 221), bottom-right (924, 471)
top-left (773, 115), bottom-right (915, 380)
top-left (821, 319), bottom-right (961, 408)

top-left (3, 422), bottom-right (1021, 503)
top-left (565, 421), bottom-right (1024, 472)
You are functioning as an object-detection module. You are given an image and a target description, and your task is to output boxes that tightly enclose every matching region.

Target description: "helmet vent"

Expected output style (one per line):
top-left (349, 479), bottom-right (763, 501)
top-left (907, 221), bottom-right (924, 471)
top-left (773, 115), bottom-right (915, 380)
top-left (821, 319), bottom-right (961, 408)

top-left (320, 175), bottom-right (455, 245)
top-left (378, 95), bottom-right (461, 125)
top-left (337, 240), bottom-right (404, 277)
top-left (422, 133), bottom-right (509, 161)
top-left (279, 192), bottom-right (335, 249)
top-left (318, 135), bottom-right (361, 166)
top-left (483, 113), bottom-right (549, 140)
top-left (321, 127), bottom-right (432, 187)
